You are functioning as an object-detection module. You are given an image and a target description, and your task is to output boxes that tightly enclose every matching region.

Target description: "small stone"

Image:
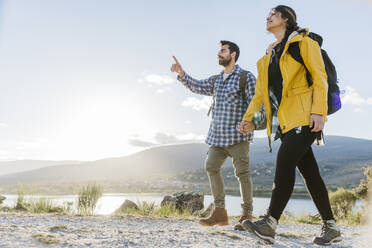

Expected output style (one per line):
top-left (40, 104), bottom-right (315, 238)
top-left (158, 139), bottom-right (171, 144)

top-left (114, 200), bottom-right (139, 214)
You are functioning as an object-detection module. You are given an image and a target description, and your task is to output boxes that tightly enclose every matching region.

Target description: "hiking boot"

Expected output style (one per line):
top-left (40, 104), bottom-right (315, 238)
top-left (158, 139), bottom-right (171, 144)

top-left (313, 220), bottom-right (342, 245)
top-left (198, 208), bottom-right (229, 226)
top-left (234, 212), bottom-right (254, 231)
top-left (241, 214), bottom-right (277, 244)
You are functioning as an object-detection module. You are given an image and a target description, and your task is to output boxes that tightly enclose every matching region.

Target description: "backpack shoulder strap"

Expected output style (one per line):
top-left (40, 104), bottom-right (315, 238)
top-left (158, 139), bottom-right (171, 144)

top-left (207, 74), bottom-right (220, 116)
top-left (210, 74), bottom-right (219, 95)
top-left (239, 70), bottom-right (248, 102)
top-left (288, 42), bottom-right (312, 87)
top-left (288, 42), bottom-right (303, 64)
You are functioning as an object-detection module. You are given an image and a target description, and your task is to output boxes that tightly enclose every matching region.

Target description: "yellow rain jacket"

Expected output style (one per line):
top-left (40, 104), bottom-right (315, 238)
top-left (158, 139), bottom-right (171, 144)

top-left (242, 30), bottom-right (328, 147)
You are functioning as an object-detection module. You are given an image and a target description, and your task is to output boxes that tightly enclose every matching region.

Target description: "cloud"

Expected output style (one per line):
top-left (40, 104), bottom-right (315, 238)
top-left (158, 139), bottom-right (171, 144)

top-left (176, 133), bottom-right (205, 141)
top-left (0, 123), bottom-right (7, 127)
top-left (156, 87), bottom-right (172, 94)
top-left (155, 133), bottom-right (179, 144)
top-left (341, 86), bottom-right (372, 106)
top-left (141, 74), bottom-right (174, 86)
top-left (128, 139), bottom-right (157, 147)
top-left (156, 132), bottom-right (205, 143)
top-left (139, 74), bottom-right (174, 94)
top-left (128, 132), bottom-right (205, 147)
top-left (182, 96), bottom-right (212, 111)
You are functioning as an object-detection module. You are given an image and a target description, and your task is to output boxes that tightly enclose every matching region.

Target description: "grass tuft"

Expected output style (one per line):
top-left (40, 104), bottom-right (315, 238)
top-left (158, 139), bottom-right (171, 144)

top-left (210, 231), bottom-right (242, 240)
top-left (116, 201), bottom-right (194, 219)
top-left (50, 225), bottom-right (68, 232)
top-left (15, 188), bottom-right (28, 211)
top-left (280, 211), bottom-right (321, 225)
top-left (32, 233), bottom-right (60, 244)
top-left (77, 183), bottom-right (103, 215)
top-left (28, 198), bottom-right (57, 213)
top-left (277, 232), bottom-right (301, 238)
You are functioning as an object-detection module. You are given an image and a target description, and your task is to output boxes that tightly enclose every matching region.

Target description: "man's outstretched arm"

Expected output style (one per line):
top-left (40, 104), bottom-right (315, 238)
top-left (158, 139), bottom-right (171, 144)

top-left (171, 56), bottom-right (214, 96)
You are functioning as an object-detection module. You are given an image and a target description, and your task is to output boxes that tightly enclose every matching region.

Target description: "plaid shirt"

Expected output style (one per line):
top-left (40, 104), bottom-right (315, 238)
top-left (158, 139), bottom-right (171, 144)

top-left (268, 47), bottom-right (281, 140)
top-left (178, 65), bottom-right (257, 147)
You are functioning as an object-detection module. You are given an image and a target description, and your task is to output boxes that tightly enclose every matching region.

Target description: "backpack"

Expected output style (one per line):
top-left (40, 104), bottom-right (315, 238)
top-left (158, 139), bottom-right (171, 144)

top-left (207, 70), bottom-right (266, 130)
top-left (287, 32), bottom-right (341, 115)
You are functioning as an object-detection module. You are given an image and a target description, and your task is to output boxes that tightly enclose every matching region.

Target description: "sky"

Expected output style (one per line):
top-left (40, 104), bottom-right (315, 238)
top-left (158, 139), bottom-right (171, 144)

top-left (0, 0), bottom-right (371, 161)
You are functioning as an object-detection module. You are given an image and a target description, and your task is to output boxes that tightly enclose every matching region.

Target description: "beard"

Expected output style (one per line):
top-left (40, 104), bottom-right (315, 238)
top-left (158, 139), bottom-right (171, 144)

top-left (218, 55), bottom-right (232, 66)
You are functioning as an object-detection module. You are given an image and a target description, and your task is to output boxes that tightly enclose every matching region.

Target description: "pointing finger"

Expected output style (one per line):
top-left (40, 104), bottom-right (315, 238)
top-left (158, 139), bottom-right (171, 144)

top-left (172, 56), bottom-right (180, 65)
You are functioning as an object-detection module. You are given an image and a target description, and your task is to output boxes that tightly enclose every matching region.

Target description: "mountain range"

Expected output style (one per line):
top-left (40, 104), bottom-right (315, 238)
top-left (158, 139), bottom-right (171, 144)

top-left (0, 136), bottom-right (371, 190)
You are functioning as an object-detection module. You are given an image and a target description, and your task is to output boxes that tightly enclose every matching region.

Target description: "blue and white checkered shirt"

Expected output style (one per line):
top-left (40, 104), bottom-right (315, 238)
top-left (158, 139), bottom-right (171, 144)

top-left (178, 65), bottom-right (257, 147)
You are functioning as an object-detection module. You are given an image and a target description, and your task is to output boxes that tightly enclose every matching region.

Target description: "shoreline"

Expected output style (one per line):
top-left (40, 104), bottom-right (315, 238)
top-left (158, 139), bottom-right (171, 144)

top-left (0, 190), bottom-right (313, 199)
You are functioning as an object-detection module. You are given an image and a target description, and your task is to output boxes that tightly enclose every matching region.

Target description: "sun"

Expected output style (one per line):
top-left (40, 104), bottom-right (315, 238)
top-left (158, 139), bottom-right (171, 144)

top-left (50, 96), bottom-right (149, 160)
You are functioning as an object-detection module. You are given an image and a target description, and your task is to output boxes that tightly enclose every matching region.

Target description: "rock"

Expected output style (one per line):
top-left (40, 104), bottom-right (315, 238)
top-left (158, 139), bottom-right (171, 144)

top-left (0, 195), bottom-right (5, 205)
top-left (161, 192), bottom-right (204, 213)
top-left (161, 195), bottom-right (177, 208)
top-left (0, 206), bottom-right (11, 212)
top-left (114, 200), bottom-right (139, 214)
top-left (194, 203), bottom-right (214, 217)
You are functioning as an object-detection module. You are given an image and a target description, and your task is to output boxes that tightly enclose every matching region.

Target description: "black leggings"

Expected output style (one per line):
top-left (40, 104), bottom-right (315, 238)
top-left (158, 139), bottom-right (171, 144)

top-left (268, 126), bottom-right (334, 222)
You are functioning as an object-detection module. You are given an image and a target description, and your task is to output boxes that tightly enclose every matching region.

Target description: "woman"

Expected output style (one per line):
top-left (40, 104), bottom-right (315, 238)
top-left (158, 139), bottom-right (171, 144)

top-left (238, 5), bottom-right (341, 245)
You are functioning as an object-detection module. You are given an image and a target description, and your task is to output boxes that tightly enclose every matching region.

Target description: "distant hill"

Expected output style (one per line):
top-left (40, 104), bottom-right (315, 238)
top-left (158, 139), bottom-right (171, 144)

top-left (0, 160), bottom-right (83, 176)
top-left (0, 143), bottom-right (209, 184)
top-left (0, 136), bottom-right (371, 188)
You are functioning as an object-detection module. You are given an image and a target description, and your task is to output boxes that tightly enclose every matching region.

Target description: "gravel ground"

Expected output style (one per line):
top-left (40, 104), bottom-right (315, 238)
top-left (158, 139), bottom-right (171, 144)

top-left (0, 212), bottom-right (369, 247)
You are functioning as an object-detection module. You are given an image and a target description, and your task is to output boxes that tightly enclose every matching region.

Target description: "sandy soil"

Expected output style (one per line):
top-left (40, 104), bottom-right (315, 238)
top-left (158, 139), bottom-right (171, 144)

top-left (0, 212), bottom-right (369, 247)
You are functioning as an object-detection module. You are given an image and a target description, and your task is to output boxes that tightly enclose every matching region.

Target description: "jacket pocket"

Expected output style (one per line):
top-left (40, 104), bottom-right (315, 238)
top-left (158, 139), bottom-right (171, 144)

top-left (287, 86), bottom-right (312, 97)
top-left (299, 90), bottom-right (313, 115)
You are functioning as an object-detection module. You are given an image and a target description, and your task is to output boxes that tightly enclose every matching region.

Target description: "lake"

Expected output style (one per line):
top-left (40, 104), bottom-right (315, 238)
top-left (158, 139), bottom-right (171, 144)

top-left (1, 193), bottom-right (328, 216)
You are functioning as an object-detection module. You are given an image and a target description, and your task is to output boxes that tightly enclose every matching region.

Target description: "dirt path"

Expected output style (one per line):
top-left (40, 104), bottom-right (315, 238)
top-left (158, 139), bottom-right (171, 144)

top-left (0, 213), bottom-right (368, 247)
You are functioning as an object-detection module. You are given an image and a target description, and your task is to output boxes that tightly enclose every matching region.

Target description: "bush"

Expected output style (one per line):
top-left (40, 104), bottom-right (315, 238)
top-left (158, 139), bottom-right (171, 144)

top-left (77, 183), bottom-right (103, 215)
top-left (329, 187), bottom-right (357, 220)
top-left (354, 166), bottom-right (372, 200)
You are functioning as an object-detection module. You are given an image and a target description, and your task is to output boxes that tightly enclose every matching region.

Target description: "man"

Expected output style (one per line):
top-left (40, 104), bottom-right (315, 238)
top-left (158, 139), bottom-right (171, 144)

top-left (171, 40), bottom-right (260, 229)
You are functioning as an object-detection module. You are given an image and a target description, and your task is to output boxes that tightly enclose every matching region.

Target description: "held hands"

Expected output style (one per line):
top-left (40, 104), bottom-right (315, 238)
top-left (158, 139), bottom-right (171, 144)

top-left (238, 114), bottom-right (324, 134)
top-left (170, 56), bottom-right (185, 77)
top-left (310, 114), bottom-right (325, 132)
top-left (237, 121), bottom-right (255, 134)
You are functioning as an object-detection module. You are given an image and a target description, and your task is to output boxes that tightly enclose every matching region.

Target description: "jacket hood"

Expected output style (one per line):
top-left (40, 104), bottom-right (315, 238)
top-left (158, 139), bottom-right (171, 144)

top-left (288, 29), bottom-right (324, 46)
top-left (287, 28), bottom-right (309, 43)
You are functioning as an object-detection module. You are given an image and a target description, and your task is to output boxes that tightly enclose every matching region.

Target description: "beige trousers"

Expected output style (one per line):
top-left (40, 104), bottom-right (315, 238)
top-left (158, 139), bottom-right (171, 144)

top-left (205, 141), bottom-right (253, 213)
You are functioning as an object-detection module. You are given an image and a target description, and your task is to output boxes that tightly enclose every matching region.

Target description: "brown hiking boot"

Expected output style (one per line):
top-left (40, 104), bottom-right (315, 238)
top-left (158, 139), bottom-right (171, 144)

top-left (234, 212), bottom-right (254, 231)
top-left (198, 208), bottom-right (229, 226)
